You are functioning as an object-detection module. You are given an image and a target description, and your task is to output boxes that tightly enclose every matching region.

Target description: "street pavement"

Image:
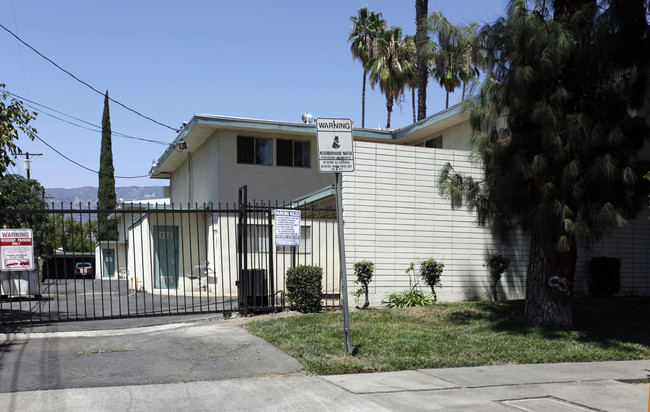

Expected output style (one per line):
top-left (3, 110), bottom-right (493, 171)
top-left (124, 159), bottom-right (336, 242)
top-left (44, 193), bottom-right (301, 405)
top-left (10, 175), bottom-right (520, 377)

top-left (0, 314), bottom-right (648, 411)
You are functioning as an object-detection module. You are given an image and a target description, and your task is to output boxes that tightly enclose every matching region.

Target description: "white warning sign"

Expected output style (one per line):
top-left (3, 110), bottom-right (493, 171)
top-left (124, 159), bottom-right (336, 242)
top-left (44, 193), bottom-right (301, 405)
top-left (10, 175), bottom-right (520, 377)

top-left (316, 118), bottom-right (354, 173)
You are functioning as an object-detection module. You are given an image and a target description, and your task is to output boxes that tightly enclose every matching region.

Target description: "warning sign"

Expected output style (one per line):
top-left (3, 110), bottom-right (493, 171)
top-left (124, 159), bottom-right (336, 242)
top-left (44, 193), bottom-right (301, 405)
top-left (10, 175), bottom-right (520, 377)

top-left (0, 229), bottom-right (35, 271)
top-left (316, 118), bottom-right (354, 173)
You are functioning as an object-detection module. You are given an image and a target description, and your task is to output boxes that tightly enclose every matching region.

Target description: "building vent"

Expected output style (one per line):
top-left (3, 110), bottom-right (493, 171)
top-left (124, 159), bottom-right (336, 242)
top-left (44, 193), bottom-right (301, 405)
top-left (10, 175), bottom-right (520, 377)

top-left (301, 113), bottom-right (314, 124)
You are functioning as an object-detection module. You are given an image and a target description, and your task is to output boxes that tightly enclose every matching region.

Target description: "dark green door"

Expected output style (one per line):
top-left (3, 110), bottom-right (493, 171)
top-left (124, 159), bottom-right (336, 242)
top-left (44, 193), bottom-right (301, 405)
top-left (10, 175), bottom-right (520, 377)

top-left (154, 225), bottom-right (179, 289)
top-left (103, 248), bottom-right (115, 278)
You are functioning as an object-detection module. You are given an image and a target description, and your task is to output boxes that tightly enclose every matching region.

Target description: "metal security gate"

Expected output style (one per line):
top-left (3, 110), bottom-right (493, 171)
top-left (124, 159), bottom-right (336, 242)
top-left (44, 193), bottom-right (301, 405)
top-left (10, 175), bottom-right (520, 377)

top-left (0, 189), bottom-right (341, 325)
top-left (237, 186), bottom-right (275, 316)
top-left (236, 185), bottom-right (341, 316)
top-left (0, 204), bottom-right (242, 324)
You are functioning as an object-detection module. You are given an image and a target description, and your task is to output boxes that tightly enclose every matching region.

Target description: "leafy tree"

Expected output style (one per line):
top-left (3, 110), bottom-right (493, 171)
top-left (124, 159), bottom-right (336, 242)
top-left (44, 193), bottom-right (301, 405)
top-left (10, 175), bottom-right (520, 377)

top-left (98, 91), bottom-right (118, 241)
top-left (352, 259), bottom-right (374, 309)
top-left (418, 257), bottom-right (443, 302)
top-left (415, 0), bottom-right (429, 120)
top-left (51, 214), bottom-right (96, 252)
top-left (440, 0), bottom-right (650, 329)
top-left (368, 26), bottom-right (416, 129)
top-left (0, 174), bottom-right (53, 257)
top-left (0, 83), bottom-right (38, 176)
top-left (349, 7), bottom-right (387, 129)
top-left (485, 253), bottom-right (511, 301)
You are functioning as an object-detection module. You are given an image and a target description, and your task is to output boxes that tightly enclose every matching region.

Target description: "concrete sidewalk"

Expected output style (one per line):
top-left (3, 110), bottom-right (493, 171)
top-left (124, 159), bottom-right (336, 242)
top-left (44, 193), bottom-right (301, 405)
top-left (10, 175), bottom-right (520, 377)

top-left (0, 361), bottom-right (647, 411)
top-left (0, 316), bottom-right (648, 411)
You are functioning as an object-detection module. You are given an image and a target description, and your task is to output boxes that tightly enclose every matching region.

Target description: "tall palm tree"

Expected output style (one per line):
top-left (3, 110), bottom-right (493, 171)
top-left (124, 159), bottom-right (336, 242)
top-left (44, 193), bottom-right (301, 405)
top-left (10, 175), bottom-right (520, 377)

top-left (349, 7), bottom-right (387, 129)
top-left (457, 22), bottom-right (484, 101)
top-left (429, 12), bottom-right (484, 108)
top-left (429, 11), bottom-right (462, 109)
top-left (415, 0), bottom-right (429, 121)
top-left (368, 27), bottom-right (416, 129)
top-left (404, 35), bottom-right (419, 123)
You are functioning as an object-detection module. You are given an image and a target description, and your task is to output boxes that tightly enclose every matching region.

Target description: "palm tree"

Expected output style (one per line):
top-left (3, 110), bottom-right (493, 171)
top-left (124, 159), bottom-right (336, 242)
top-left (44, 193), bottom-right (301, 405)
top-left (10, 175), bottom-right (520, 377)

top-left (368, 27), bottom-right (416, 129)
top-left (429, 11), bottom-right (462, 109)
top-left (415, 0), bottom-right (429, 120)
top-left (349, 8), bottom-right (387, 129)
top-left (404, 35), bottom-right (419, 123)
top-left (429, 12), bottom-right (484, 108)
top-left (457, 22), bottom-right (484, 101)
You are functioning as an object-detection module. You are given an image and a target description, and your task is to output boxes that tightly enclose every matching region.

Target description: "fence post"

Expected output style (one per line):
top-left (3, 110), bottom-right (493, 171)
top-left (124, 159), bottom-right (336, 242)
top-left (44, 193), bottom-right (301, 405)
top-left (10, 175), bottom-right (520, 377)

top-left (238, 186), bottom-right (248, 316)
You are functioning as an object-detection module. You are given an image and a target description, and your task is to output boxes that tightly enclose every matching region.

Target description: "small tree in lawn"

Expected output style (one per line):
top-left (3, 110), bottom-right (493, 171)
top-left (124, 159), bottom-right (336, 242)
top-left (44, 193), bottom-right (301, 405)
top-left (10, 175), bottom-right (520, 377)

top-left (485, 253), bottom-right (511, 301)
top-left (353, 259), bottom-right (374, 309)
top-left (419, 257), bottom-right (444, 302)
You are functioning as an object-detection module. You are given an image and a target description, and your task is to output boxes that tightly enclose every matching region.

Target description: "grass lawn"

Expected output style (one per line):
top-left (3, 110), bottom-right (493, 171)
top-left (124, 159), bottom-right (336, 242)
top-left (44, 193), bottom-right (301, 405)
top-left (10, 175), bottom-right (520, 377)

top-left (245, 297), bottom-right (650, 375)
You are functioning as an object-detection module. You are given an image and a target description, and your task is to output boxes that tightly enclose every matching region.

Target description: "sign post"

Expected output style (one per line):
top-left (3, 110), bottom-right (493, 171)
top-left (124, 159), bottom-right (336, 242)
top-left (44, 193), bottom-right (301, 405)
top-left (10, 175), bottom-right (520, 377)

top-left (316, 118), bottom-right (354, 357)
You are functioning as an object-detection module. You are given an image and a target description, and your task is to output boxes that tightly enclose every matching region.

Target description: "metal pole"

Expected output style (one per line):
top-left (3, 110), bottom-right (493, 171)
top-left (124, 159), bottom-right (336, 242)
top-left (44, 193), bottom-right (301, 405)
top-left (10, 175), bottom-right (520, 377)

top-left (335, 172), bottom-right (352, 356)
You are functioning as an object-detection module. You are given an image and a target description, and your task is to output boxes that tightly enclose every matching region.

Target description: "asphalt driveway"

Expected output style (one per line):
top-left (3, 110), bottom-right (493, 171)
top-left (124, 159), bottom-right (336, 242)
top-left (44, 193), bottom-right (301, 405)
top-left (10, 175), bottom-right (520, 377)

top-left (0, 316), bottom-right (303, 393)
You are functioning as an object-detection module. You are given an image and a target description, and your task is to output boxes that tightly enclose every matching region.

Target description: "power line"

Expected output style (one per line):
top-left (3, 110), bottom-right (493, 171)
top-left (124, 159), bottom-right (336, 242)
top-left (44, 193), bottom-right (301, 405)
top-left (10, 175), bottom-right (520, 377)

top-left (34, 133), bottom-right (151, 179)
top-left (0, 23), bottom-right (179, 132)
top-left (7, 90), bottom-right (170, 145)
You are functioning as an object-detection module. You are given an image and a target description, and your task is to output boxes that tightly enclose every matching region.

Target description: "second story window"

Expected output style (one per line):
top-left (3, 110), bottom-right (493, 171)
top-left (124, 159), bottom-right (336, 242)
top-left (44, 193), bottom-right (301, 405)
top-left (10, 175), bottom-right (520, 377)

top-left (277, 139), bottom-right (311, 168)
top-left (237, 136), bottom-right (272, 165)
top-left (424, 136), bottom-right (442, 148)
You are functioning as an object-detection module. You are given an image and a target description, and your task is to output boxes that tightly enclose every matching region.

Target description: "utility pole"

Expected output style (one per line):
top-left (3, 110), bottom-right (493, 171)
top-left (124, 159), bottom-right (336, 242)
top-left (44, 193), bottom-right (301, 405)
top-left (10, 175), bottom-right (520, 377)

top-left (14, 153), bottom-right (43, 180)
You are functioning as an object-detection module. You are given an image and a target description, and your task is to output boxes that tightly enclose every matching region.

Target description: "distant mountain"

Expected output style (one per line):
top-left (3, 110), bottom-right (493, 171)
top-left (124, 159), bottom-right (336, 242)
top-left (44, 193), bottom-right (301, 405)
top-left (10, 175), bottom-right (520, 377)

top-left (45, 186), bottom-right (166, 208)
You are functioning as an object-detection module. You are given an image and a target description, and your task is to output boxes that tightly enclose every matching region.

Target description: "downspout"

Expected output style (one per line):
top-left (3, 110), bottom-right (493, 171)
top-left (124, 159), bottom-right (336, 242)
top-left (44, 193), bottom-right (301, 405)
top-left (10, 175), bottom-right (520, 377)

top-left (188, 152), bottom-right (193, 206)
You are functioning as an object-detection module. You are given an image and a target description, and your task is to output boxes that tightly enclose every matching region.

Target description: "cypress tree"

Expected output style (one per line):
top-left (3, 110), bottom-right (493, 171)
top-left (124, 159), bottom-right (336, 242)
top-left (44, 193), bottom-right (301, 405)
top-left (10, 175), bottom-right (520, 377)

top-left (98, 91), bottom-right (118, 241)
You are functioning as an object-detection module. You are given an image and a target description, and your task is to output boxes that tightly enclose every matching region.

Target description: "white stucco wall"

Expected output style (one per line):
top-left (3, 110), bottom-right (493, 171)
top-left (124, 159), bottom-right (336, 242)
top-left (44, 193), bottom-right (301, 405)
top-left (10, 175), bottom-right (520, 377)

top-left (170, 129), bottom-right (334, 206)
top-left (217, 130), bottom-right (334, 205)
top-left (439, 121), bottom-right (473, 150)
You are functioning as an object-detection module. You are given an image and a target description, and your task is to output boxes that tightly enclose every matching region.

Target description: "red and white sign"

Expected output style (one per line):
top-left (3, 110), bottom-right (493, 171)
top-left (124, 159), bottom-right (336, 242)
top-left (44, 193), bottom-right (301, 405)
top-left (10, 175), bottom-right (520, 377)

top-left (0, 229), bottom-right (35, 271)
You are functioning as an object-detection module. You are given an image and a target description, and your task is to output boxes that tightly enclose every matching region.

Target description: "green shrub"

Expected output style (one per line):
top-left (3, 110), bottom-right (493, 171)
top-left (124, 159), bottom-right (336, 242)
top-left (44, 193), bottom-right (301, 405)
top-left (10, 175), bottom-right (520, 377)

top-left (382, 289), bottom-right (434, 308)
top-left (352, 259), bottom-right (374, 309)
top-left (588, 257), bottom-right (621, 297)
top-left (485, 253), bottom-right (511, 301)
top-left (286, 265), bottom-right (323, 313)
top-left (382, 259), bottom-right (436, 308)
top-left (417, 258), bottom-right (444, 302)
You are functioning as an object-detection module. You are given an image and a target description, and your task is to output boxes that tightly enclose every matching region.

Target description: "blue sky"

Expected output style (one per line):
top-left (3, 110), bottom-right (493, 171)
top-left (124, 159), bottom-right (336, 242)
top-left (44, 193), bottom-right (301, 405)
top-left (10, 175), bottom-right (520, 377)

top-left (1, 0), bottom-right (507, 189)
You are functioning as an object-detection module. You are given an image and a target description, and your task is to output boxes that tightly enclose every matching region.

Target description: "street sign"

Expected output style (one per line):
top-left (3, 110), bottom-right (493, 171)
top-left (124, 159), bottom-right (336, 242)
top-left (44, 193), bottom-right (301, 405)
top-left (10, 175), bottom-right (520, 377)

top-left (0, 229), bottom-right (35, 271)
top-left (316, 118), bottom-right (354, 173)
top-left (275, 209), bottom-right (301, 247)
top-left (316, 117), bottom-right (354, 356)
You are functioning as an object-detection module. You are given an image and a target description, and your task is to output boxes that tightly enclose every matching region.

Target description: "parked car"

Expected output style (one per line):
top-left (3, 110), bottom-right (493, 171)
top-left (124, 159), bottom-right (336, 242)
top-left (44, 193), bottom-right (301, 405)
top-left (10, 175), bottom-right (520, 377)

top-left (75, 262), bottom-right (93, 277)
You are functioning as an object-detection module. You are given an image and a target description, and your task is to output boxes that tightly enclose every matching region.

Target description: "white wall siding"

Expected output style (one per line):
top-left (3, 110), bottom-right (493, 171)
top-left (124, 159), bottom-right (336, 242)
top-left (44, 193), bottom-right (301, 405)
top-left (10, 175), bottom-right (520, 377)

top-left (342, 141), bottom-right (648, 305)
top-left (342, 141), bottom-right (523, 305)
top-left (574, 211), bottom-right (650, 296)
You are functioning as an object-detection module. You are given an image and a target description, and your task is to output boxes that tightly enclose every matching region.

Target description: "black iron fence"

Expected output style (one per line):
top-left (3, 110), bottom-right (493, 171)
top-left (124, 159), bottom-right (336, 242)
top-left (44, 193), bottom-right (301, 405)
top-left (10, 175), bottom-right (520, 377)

top-left (0, 195), bottom-right (340, 324)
